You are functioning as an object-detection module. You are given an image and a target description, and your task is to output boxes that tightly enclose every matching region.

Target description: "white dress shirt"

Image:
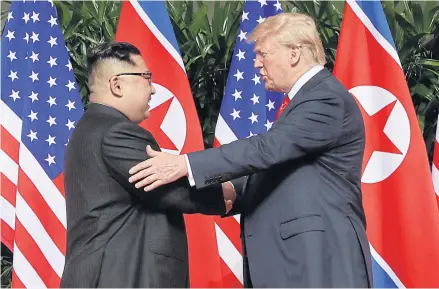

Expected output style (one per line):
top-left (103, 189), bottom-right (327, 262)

top-left (185, 65), bottom-right (325, 187)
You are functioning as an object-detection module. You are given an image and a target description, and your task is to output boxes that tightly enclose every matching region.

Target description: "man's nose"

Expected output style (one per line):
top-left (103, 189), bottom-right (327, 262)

top-left (151, 84), bottom-right (156, 95)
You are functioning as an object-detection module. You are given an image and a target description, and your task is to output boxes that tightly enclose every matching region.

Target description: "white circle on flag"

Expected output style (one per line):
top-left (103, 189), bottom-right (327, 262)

top-left (148, 83), bottom-right (186, 155)
top-left (350, 86), bottom-right (410, 184)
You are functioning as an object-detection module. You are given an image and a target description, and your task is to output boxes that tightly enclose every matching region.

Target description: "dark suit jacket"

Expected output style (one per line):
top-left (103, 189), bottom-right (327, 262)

top-left (188, 69), bottom-right (373, 287)
top-left (61, 103), bottom-right (225, 288)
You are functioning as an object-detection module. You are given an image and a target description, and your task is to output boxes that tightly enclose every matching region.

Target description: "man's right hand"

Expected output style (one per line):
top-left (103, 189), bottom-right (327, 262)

top-left (128, 145), bottom-right (188, 191)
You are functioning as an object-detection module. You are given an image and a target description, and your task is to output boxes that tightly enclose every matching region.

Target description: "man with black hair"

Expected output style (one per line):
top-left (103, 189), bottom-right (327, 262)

top-left (60, 42), bottom-right (235, 288)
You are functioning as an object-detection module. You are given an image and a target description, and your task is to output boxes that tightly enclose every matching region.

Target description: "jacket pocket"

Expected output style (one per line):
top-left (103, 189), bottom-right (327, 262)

top-left (148, 237), bottom-right (187, 261)
top-left (280, 214), bottom-right (325, 240)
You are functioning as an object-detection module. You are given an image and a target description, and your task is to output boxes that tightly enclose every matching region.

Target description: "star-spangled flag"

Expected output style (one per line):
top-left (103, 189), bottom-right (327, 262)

top-left (1, 0), bottom-right (83, 287)
top-left (333, 0), bottom-right (439, 287)
top-left (212, 0), bottom-right (284, 287)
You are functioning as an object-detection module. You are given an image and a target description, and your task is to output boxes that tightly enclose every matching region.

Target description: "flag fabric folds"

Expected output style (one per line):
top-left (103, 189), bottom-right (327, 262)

top-left (1, 1), bottom-right (83, 287)
top-left (333, 1), bottom-right (439, 287)
top-left (114, 1), bottom-right (224, 286)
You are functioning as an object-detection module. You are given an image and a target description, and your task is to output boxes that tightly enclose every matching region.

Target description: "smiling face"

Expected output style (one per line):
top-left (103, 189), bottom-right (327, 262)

top-left (87, 42), bottom-right (158, 123)
top-left (109, 55), bottom-right (156, 123)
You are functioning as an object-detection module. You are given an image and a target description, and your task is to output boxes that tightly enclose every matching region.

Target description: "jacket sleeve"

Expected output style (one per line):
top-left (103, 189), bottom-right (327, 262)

top-left (102, 121), bottom-right (225, 215)
top-left (188, 92), bottom-right (344, 189)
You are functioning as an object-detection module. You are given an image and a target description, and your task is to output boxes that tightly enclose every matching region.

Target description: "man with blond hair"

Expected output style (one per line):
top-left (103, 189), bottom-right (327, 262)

top-left (128, 13), bottom-right (372, 287)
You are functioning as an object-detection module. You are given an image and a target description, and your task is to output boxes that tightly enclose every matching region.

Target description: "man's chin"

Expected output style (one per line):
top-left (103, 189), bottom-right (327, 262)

top-left (132, 112), bottom-right (148, 124)
top-left (264, 83), bottom-right (276, 91)
top-left (265, 83), bottom-right (283, 93)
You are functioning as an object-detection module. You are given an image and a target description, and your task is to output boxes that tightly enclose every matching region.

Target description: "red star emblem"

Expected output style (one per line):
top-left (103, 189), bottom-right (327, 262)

top-left (143, 98), bottom-right (178, 151)
top-left (357, 99), bottom-right (403, 173)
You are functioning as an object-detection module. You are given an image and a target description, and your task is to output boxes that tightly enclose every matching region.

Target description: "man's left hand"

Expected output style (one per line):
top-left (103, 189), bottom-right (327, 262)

top-left (129, 145), bottom-right (188, 191)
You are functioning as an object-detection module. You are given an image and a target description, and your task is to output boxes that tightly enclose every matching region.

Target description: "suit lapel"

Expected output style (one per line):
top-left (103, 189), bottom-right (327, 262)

top-left (277, 68), bottom-right (333, 120)
top-left (241, 69), bottom-right (334, 212)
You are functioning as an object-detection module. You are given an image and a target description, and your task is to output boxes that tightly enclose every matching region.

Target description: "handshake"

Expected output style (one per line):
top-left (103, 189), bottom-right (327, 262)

top-left (220, 181), bottom-right (236, 214)
top-left (128, 145), bottom-right (237, 215)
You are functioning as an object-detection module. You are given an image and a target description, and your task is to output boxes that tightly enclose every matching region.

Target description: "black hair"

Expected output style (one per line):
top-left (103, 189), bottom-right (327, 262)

top-left (87, 42), bottom-right (141, 74)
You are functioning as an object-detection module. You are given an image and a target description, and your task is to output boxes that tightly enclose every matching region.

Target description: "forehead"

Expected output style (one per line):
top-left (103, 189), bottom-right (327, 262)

top-left (130, 54), bottom-right (148, 70)
top-left (254, 36), bottom-right (278, 53)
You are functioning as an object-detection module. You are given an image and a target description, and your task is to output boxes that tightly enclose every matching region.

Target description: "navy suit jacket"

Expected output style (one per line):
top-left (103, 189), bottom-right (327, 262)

top-left (188, 69), bottom-right (373, 287)
top-left (61, 104), bottom-right (225, 288)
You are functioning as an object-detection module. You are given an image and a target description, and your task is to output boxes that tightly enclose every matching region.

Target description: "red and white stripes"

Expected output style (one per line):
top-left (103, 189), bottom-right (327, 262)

top-left (213, 114), bottom-right (244, 286)
top-left (1, 99), bottom-right (66, 288)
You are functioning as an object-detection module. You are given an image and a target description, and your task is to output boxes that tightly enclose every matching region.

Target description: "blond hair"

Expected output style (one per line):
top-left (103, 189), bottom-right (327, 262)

top-left (248, 13), bottom-right (326, 65)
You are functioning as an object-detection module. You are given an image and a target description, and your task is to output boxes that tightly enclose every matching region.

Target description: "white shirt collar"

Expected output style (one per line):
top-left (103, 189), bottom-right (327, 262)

top-left (287, 65), bottom-right (324, 100)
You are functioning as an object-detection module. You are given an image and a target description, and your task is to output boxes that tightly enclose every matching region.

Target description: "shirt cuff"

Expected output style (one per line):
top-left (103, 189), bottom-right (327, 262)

top-left (184, 154), bottom-right (196, 187)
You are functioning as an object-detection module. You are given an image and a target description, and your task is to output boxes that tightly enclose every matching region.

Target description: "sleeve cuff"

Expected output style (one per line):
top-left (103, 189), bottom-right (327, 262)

top-left (184, 154), bottom-right (196, 187)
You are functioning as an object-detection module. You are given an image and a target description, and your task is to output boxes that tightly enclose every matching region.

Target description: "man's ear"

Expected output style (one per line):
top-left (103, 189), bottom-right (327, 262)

top-left (289, 46), bottom-right (301, 66)
top-left (109, 76), bottom-right (123, 98)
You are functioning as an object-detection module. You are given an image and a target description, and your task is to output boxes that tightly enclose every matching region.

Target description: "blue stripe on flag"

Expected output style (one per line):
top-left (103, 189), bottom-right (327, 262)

top-left (355, 0), bottom-right (397, 51)
top-left (137, 1), bottom-right (181, 54)
top-left (372, 256), bottom-right (398, 288)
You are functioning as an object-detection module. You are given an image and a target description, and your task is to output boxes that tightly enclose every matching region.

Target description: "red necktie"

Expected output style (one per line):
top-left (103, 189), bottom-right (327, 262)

top-left (276, 94), bottom-right (290, 119)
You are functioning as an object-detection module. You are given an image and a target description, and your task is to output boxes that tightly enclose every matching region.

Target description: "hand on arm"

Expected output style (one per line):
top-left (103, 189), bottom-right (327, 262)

top-left (103, 122), bottom-right (225, 215)
top-left (128, 145), bottom-right (188, 191)
top-left (128, 145), bottom-right (236, 213)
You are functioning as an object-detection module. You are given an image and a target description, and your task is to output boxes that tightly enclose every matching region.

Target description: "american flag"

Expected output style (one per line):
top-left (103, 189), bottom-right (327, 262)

top-left (1, 1), bottom-right (83, 287)
top-left (212, 0), bottom-right (284, 286)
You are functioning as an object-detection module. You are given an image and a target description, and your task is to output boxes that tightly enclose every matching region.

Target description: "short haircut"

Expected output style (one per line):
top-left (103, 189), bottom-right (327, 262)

top-left (248, 13), bottom-right (326, 65)
top-left (87, 42), bottom-right (141, 77)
